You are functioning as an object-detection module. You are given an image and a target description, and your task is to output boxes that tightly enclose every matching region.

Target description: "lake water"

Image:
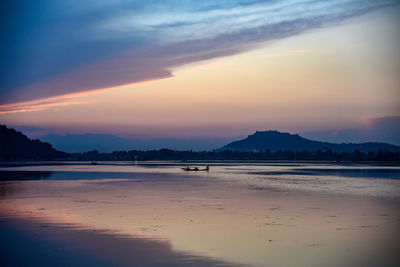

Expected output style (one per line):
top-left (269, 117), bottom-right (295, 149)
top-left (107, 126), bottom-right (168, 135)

top-left (1, 162), bottom-right (399, 266)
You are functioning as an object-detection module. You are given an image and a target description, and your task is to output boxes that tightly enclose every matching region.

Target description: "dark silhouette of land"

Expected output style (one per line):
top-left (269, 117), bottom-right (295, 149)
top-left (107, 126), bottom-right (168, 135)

top-left (0, 125), bottom-right (68, 160)
top-left (219, 130), bottom-right (400, 153)
top-left (67, 148), bottom-right (399, 162)
top-left (39, 133), bottom-right (235, 152)
top-left (1, 125), bottom-right (399, 162)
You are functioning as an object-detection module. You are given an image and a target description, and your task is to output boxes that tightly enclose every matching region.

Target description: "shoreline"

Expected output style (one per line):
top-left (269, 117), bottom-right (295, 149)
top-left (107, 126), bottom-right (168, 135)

top-left (1, 160), bottom-right (399, 168)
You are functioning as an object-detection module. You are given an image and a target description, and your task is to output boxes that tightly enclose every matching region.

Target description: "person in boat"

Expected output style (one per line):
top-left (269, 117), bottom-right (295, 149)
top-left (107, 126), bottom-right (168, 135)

top-left (182, 166), bottom-right (209, 171)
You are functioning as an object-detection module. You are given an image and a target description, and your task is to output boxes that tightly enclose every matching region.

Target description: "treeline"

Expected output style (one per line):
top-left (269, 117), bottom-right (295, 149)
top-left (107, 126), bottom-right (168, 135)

top-left (69, 148), bottom-right (400, 162)
top-left (1, 124), bottom-right (399, 162)
top-left (0, 125), bottom-right (68, 161)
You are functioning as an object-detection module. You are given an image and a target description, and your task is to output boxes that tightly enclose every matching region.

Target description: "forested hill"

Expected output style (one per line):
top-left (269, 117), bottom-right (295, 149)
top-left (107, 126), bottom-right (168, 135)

top-left (1, 126), bottom-right (399, 162)
top-left (0, 125), bottom-right (68, 160)
top-left (219, 130), bottom-right (400, 153)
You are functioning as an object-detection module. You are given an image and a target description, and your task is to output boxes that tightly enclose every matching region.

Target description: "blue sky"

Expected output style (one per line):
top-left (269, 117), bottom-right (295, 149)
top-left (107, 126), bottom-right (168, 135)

top-left (1, 0), bottom-right (398, 104)
top-left (0, 0), bottom-right (399, 143)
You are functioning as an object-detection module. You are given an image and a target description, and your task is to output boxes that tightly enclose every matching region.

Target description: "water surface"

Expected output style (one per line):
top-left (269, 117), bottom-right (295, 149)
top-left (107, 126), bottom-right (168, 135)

top-left (1, 162), bottom-right (399, 266)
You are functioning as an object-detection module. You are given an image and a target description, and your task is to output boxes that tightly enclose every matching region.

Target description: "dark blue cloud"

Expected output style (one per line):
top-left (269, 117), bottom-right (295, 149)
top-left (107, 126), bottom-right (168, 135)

top-left (0, 1), bottom-right (148, 91)
top-left (0, 0), bottom-right (398, 105)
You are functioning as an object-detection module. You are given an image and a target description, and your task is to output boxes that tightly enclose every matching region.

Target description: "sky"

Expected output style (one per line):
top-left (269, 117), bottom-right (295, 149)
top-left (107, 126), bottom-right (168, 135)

top-left (0, 0), bottom-right (399, 143)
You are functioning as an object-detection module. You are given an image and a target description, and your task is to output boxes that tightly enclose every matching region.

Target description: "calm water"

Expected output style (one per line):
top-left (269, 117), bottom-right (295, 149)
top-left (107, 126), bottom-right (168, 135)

top-left (1, 162), bottom-right (399, 266)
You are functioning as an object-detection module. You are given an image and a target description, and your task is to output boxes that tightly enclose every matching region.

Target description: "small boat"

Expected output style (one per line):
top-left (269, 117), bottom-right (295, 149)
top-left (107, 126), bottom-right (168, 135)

top-left (182, 166), bottom-right (209, 172)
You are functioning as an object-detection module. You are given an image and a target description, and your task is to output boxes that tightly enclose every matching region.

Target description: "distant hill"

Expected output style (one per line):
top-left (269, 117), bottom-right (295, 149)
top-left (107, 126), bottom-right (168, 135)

top-left (1, 126), bottom-right (399, 162)
top-left (40, 133), bottom-right (138, 153)
top-left (39, 133), bottom-right (237, 153)
top-left (0, 125), bottom-right (68, 160)
top-left (219, 130), bottom-right (400, 153)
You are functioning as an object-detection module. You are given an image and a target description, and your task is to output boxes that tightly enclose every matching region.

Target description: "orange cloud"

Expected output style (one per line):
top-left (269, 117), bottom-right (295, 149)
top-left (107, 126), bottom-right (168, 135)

top-left (0, 76), bottom-right (169, 115)
top-left (0, 101), bottom-right (86, 115)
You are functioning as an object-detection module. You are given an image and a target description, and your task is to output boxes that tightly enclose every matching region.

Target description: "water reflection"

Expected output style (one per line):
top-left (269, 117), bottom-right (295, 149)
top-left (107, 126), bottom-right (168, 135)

top-left (0, 171), bottom-right (52, 180)
top-left (249, 168), bottom-right (400, 179)
top-left (0, 162), bottom-right (399, 266)
top-left (0, 216), bottom-right (241, 267)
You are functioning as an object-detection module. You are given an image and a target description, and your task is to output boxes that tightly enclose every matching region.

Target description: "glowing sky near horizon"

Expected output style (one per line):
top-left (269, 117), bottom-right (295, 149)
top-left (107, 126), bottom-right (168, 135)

top-left (0, 1), bottom-right (399, 138)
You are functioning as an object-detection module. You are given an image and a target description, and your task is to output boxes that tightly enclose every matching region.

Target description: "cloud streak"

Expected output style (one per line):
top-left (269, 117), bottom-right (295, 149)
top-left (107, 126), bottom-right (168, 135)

top-left (0, 0), bottom-right (398, 109)
top-left (0, 100), bottom-right (84, 115)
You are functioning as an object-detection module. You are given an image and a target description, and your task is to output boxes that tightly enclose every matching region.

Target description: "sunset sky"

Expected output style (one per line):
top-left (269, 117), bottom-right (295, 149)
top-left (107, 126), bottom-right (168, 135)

top-left (1, 0), bottom-right (399, 142)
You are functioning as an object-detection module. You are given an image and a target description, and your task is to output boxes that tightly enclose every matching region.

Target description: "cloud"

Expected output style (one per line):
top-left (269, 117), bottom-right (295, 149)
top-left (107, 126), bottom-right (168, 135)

top-left (302, 116), bottom-right (400, 145)
top-left (0, 99), bottom-right (85, 115)
top-left (0, 0), bottom-right (398, 107)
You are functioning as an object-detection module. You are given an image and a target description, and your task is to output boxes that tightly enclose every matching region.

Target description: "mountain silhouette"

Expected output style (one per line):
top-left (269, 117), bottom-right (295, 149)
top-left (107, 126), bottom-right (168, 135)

top-left (39, 133), bottom-right (236, 153)
top-left (219, 130), bottom-right (400, 152)
top-left (0, 125), bottom-right (68, 160)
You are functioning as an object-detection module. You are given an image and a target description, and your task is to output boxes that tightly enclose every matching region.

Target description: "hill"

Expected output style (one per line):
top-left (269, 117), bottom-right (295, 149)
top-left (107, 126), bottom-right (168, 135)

top-left (39, 133), bottom-right (235, 152)
top-left (0, 125), bottom-right (68, 160)
top-left (1, 125), bottom-right (399, 162)
top-left (219, 130), bottom-right (400, 153)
